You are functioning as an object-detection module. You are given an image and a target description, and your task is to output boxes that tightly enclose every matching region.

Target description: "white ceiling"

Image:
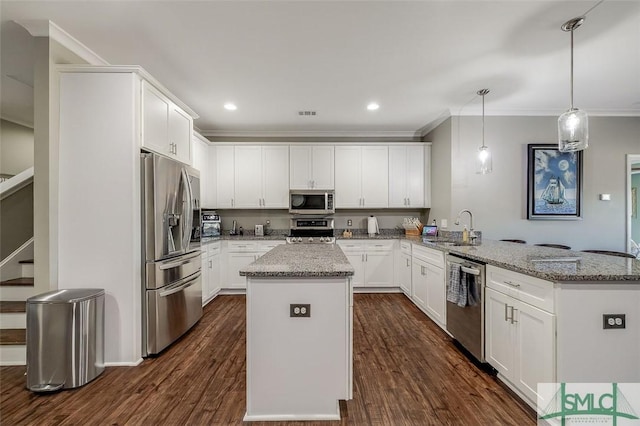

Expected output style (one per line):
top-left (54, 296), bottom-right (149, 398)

top-left (2, 1), bottom-right (639, 137)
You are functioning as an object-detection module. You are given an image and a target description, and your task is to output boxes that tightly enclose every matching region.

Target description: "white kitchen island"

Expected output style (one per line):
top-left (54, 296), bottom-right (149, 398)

top-left (240, 244), bottom-right (355, 422)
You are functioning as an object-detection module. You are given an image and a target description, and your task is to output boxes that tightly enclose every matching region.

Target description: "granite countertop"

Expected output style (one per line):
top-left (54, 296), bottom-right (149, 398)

top-left (239, 244), bottom-right (355, 278)
top-left (410, 238), bottom-right (640, 282)
top-left (206, 230), bottom-right (640, 282)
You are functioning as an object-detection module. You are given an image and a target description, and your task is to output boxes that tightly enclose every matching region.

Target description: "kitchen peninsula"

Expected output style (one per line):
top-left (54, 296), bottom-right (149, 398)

top-left (240, 244), bottom-right (354, 422)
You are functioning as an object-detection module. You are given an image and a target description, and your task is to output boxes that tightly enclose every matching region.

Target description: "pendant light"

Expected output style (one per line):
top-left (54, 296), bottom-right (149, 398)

top-left (558, 16), bottom-right (588, 152)
top-left (477, 89), bottom-right (492, 174)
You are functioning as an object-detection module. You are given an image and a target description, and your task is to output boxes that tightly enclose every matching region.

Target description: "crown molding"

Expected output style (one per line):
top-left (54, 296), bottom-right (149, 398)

top-left (15, 20), bottom-right (109, 66)
top-left (457, 108), bottom-right (640, 117)
top-left (200, 129), bottom-right (419, 139)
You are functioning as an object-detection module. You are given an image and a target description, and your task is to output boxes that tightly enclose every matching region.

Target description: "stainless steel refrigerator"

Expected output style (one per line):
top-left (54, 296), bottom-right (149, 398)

top-left (141, 152), bottom-right (202, 356)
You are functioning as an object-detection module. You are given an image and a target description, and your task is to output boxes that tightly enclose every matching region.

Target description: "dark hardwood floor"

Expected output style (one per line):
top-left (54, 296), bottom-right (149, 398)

top-left (0, 294), bottom-right (535, 425)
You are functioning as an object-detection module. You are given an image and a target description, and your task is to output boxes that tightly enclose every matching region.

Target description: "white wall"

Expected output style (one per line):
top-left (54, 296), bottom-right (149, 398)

top-left (424, 117), bottom-right (451, 228)
top-left (427, 116), bottom-right (640, 251)
top-left (633, 171), bottom-right (640, 243)
top-left (0, 119), bottom-right (33, 176)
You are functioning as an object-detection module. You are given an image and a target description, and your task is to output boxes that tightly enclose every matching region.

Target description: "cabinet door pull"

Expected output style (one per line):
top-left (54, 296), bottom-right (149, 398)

top-left (362, 197), bottom-right (365, 206)
top-left (365, 254), bottom-right (368, 262)
top-left (406, 258), bottom-right (410, 267)
top-left (504, 303), bottom-right (509, 322)
top-left (505, 280), bottom-right (521, 288)
top-left (511, 308), bottom-right (518, 324)
top-left (361, 254), bottom-right (364, 262)
top-left (407, 198), bottom-right (410, 206)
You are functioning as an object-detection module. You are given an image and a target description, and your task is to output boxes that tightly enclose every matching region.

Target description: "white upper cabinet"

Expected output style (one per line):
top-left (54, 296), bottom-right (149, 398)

top-left (219, 145), bottom-right (289, 209)
top-left (192, 132), bottom-right (216, 208)
top-left (141, 81), bottom-right (193, 164)
top-left (262, 145), bottom-right (290, 208)
top-left (216, 146), bottom-right (235, 208)
top-left (389, 145), bottom-right (425, 208)
top-left (335, 145), bottom-right (388, 208)
top-left (234, 146), bottom-right (263, 208)
top-left (289, 145), bottom-right (334, 189)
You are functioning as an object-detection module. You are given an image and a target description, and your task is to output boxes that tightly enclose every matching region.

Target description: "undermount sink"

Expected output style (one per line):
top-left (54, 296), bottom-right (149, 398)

top-left (440, 241), bottom-right (477, 247)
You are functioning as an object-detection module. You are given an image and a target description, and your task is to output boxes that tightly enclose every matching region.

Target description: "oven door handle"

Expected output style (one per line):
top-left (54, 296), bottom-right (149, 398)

top-left (159, 272), bottom-right (201, 297)
top-left (460, 265), bottom-right (481, 276)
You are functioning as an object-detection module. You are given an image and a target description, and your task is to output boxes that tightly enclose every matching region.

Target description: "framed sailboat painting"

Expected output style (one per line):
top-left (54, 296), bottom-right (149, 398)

top-left (527, 144), bottom-right (583, 220)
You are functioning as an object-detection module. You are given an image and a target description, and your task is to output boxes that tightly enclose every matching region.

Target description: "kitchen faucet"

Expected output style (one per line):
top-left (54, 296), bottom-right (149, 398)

top-left (455, 209), bottom-right (476, 243)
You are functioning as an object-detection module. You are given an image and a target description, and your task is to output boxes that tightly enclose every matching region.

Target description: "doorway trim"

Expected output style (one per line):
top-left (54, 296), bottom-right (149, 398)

top-left (627, 154), bottom-right (640, 253)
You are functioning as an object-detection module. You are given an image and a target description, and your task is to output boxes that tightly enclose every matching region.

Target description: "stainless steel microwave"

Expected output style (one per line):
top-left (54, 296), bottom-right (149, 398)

top-left (289, 190), bottom-right (335, 215)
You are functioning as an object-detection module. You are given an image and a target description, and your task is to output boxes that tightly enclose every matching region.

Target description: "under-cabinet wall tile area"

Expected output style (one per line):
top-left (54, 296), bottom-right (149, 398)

top-left (192, 136), bottom-right (432, 223)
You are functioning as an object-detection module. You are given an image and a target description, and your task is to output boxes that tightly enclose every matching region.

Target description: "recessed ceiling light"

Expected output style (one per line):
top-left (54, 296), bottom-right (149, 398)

top-left (224, 103), bottom-right (237, 111)
top-left (367, 102), bottom-right (380, 111)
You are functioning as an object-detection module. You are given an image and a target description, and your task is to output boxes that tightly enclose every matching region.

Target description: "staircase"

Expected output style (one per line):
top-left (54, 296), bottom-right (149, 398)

top-left (0, 259), bottom-right (33, 365)
top-left (0, 168), bottom-right (35, 365)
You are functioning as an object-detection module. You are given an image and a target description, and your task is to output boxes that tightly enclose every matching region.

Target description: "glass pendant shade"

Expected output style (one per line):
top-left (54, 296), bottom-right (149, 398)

top-left (477, 145), bottom-right (492, 174)
top-left (476, 88), bottom-right (492, 174)
top-left (558, 16), bottom-right (588, 153)
top-left (558, 107), bottom-right (588, 152)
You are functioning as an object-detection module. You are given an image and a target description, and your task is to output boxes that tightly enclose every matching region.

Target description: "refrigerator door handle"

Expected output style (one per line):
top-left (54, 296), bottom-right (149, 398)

top-left (158, 251), bottom-right (201, 270)
top-left (181, 167), bottom-right (194, 252)
top-left (159, 272), bottom-right (201, 297)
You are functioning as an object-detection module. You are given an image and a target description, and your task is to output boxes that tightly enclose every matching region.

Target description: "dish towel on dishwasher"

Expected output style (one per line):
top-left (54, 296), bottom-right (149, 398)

top-left (447, 264), bottom-right (468, 307)
top-left (466, 273), bottom-right (480, 307)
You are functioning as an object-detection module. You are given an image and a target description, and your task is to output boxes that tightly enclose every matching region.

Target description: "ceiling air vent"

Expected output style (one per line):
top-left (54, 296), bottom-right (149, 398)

top-left (298, 111), bottom-right (317, 116)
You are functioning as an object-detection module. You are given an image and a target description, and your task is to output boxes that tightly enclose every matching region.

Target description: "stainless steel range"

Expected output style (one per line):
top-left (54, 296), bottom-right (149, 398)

top-left (286, 216), bottom-right (335, 244)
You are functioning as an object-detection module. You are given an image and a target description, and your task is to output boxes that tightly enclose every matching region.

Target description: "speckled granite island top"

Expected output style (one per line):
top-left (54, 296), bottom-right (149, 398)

top-left (410, 238), bottom-right (640, 282)
top-left (239, 244), bottom-right (355, 278)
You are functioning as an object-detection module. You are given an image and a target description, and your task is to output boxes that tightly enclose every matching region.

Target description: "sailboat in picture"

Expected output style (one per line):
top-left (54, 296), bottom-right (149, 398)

top-left (541, 176), bottom-right (566, 205)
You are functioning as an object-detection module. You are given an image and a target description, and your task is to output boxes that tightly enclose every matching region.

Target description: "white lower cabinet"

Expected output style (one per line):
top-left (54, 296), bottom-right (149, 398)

top-left (337, 240), bottom-right (395, 288)
top-left (222, 240), bottom-right (285, 289)
top-left (397, 246), bottom-right (412, 296)
top-left (201, 242), bottom-right (221, 305)
top-left (411, 244), bottom-right (445, 328)
top-left (411, 258), bottom-right (428, 309)
top-left (485, 265), bottom-right (556, 407)
top-left (424, 262), bottom-right (445, 325)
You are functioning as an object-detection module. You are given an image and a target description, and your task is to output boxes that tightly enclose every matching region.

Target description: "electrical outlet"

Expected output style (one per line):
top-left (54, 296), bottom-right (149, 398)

top-left (603, 314), bottom-right (625, 329)
top-left (290, 304), bottom-right (311, 318)
top-left (347, 219), bottom-right (352, 226)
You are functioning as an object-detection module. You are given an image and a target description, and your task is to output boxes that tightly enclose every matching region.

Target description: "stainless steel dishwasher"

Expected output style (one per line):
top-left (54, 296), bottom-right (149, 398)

top-left (446, 254), bottom-right (486, 362)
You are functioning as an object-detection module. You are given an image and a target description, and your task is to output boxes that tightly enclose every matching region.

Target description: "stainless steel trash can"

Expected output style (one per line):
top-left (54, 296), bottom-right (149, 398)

top-left (26, 288), bottom-right (105, 392)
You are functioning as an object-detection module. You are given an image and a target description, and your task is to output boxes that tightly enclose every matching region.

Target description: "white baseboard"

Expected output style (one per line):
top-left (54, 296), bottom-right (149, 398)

top-left (353, 287), bottom-right (403, 293)
top-left (104, 358), bottom-right (143, 367)
top-left (0, 345), bottom-right (26, 366)
top-left (0, 312), bottom-right (26, 328)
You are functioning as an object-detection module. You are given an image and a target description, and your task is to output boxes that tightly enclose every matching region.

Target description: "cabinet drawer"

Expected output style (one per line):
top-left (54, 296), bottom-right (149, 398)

top-left (227, 241), bottom-right (257, 252)
top-left (365, 240), bottom-right (396, 252)
top-left (400, 240), bottom-right (412, 254)
top-left (337, 241), bottom-right (365, 252)
top-left (486, 265), bottom-right (555, 313)
top-left (207, 242), bottom-right (221, 256)
top-left (412, 244), bottom-right (444, 268)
